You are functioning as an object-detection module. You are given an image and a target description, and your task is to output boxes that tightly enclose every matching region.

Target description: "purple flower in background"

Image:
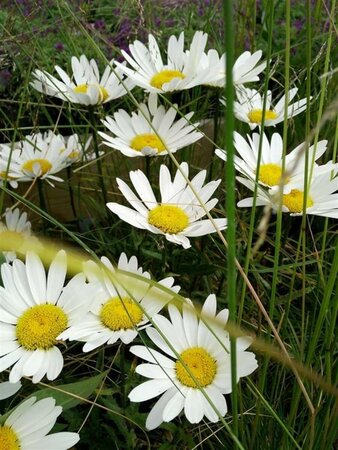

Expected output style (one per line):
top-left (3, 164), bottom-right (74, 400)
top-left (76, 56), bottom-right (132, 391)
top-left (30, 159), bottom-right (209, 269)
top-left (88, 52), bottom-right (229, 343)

top-left (294, 18), bottom-right (304, 32)
top-left (54, 42), bottom-right (64, 52)
top-left (165, 19), bottom-right (175, 27)
top-left (94, 19), bottom-right (106, 30)
top-left (0, 69), bottom-right (12, 90)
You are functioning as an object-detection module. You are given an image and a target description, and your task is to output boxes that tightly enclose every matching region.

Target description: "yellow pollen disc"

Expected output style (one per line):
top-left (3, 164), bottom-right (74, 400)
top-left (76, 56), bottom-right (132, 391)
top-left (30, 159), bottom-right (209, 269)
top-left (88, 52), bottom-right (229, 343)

top-left (130, 134), bottom-right (166, 153)
top-left (247, 109), bottom-right (278, 124)
top-left (150, 70), bottom-right (186, 89)
top-left (68, 151), bottom-right (80, 160)
top-left (148, 205), bottom-right (189, 234)
top-left (0, 230), bottom-right (25, 248)
top-left (282, 189), bottom-right (314, 213)
top-left (100, 297), bottom-right (143, 331)
top-left (22, 158), bottom-right (52, 175)
top-left (16, 304), bottom-right (68, 350)
top-left (258, 163), bottom-right (289, 186)
top-left (0, 171), bottom-right (16, 180)
top-left (175, 347), bottom-right (217, 388)
top-left (73, 83), bottom-right (109, 102)
top-left (0, 426), bottom-right (20, 450)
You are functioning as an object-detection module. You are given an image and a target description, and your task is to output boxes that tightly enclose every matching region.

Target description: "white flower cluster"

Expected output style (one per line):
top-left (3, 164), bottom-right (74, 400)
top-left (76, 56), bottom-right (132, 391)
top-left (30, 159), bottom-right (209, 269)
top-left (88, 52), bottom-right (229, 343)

top-left (0, 250), bottom-right (257, 432)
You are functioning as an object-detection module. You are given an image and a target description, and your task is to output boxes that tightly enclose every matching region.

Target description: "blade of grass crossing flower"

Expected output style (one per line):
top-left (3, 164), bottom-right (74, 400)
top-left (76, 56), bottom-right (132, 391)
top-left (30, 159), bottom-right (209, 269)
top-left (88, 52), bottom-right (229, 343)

top-left (223, 0), bottom-right (239, 445)
top-left (286, 0), bottom-right (336, 440)
top-left (238, 0), bottom-right (275, 321)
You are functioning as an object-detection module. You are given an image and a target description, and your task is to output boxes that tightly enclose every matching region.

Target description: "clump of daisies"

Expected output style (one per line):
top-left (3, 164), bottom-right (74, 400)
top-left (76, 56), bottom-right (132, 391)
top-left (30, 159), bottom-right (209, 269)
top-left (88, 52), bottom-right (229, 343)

top-left (0, 131), bottom-right (92, 186)
top-left (216, 129), bottom-right (338, 217)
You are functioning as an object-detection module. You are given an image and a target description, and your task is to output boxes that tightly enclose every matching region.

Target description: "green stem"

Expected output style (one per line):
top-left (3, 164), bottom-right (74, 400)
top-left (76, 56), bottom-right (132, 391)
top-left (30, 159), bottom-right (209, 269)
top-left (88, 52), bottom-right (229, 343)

top-left (37, 178), bottom-right (48, 233)
top-left (238, 0), bottom-right (275, 322)
top-left (223, 0), bottom-right (238, 446)
top-left (66, 166), bottom-right (77, 220)
top-left (88, 107), bottom-right (108, 207)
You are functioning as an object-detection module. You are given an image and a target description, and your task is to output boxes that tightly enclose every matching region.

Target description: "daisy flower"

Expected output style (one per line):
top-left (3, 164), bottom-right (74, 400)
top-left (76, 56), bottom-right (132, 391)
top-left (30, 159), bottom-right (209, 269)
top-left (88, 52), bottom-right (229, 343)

top-left (0, 208), bottom-right (38, 263)
top-left (232, 87), bottom-right (309, 129)
top-left (61, 253), bottom-right (180, 351)
top-left (237, 168), bottom-right (338, 218)
top-left (99, 94), bottom-right (203, 157)
top-left (197, 49), bottom-right (266, 88)
top-left (5, 131), bottom-right (79, 186)
top-left (216, 132), bottom-right (329, 193)
top-left (0, 250), bottom-right (95, 383)
top-left (115, 31), bottom-right (215, 93)
top-left (31, 54), bottom-right (133, 105)
top-left (128, 294), bottom-right (258, 430)
top-left (107, 162), bottom-right (227, 249)
top-left (0, 396), bottom-right (79, 449)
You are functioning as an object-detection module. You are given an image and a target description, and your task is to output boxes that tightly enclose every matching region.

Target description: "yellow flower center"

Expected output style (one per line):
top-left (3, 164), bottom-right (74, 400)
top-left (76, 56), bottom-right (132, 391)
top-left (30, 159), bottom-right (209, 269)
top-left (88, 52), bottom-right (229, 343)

top-left (22, 158), bottom-right (52, 175)
top-left (100, 297), bottom-right (143, 331)
top-left (258, 163), bottom-right (290, 186)
top-left (0, 171), bottom-right (16, 180)
top-left (0, 230), bottom-right (25, 249)
top-left (130, 134), bottom-right (166, 153)
top-left (282, 189), bottom-right (314, 213)
top-left (68, 151), bottom-right (80, 160)
top-left (0, 426), bottom-right (20, 450)
top-left (16, 304), bottom-right (68, 350)
top-left (73, 83), bottom-right (109, 102)
top-left (148, 205), bottom-right (189, 234)
top-left (247, 109), bottom-right (278, 124)
top-left (175, 347), bottom-right (217, 388)
top-left (150, 70), bottom-right (186, 89)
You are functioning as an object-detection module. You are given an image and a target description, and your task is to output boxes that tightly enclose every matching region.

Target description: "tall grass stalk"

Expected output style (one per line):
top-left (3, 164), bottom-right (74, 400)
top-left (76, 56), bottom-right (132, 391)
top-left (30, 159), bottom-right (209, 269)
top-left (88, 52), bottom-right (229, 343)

top-left (223, 0), bottom-right (238, 445)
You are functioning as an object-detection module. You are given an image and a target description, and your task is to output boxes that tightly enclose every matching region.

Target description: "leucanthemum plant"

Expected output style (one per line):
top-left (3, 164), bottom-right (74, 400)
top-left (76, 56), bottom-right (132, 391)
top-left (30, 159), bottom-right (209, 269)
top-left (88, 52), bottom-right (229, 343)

top-left (1, 131), bottom-right (84, 186)
top-left (237, 168), bottom-right (338, 218)
top-left (216, 132), bottom-right (329, 193)
top-left (0, 396), bottom-right (79, 449)
top-left (231, 86), bottom-right (309, 129)
top-left (115, 31), bottom-right (214, 92)
top-left (31, 54), bottom-right (134, 105)
top-left (0, 208), bottom-right (38, 263)
top-left (99, 94), bottom-right (203, 157)
top-left (128, 294), bottom-right (258, 430)
top-left (61, 253), bottom-right (180, 351)
top-left (0, 250), bottom-right (96, 383)
top-left (107, 162), bottom-right (227, 249)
